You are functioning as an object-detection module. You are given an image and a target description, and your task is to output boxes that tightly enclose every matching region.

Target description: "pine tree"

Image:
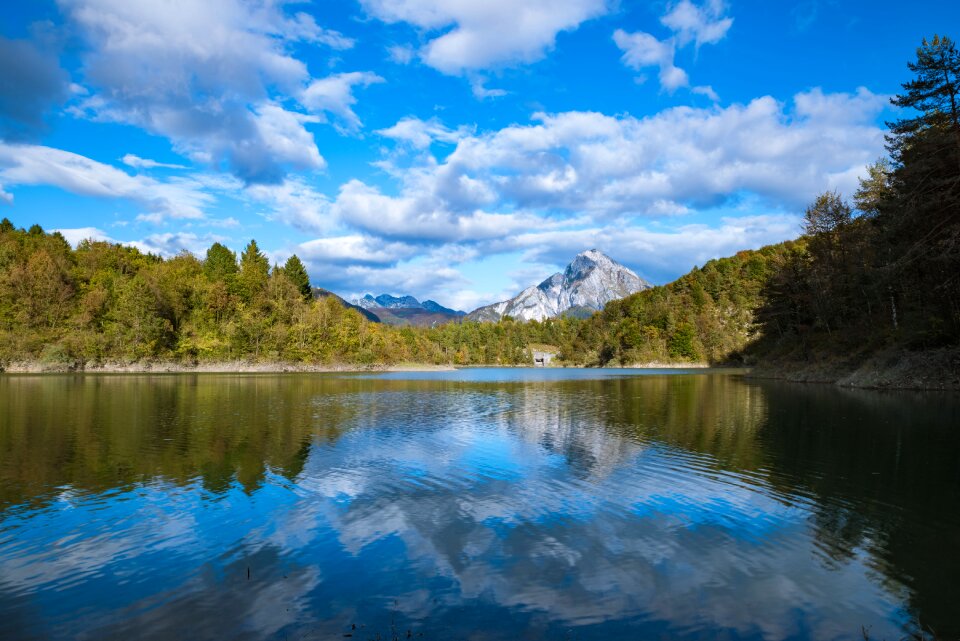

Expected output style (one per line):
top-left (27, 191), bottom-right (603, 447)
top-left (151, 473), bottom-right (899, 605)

top-left (889, 35), bottom-right (960, 170)
top-left (283, 254), bottom-right (312, 300)
top-left (238, 239), bottom-right (270, 304)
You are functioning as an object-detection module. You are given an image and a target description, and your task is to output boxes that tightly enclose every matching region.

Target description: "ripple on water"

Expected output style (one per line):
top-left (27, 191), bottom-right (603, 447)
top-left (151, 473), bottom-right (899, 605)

top-left (0, 371), bottom-right (957, 640)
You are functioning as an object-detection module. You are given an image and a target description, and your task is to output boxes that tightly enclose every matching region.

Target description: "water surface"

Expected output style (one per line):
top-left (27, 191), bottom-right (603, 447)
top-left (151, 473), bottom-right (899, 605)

top-left (1, 370), bottom-right (958, 640)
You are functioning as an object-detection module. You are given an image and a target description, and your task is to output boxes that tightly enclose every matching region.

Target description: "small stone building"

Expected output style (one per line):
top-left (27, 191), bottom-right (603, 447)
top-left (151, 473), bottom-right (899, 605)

top-left (532, 350), bottom-right (557, 367)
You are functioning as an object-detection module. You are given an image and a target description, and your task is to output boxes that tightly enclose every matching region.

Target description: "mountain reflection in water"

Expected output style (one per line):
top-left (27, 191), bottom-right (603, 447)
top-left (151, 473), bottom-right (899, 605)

top-left (0, 370), bottom-right (957, 640)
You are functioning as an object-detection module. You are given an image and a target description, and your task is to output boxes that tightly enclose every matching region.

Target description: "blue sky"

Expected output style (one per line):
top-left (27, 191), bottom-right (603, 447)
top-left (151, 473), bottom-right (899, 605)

top-left (0, 0), bottom-right (954, 310)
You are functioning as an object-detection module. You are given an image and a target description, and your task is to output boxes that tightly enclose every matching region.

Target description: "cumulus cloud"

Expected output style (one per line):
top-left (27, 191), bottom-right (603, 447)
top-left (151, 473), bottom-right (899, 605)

top-left (360, 0), bottom-right (608, 74)
top-left (613, 29), bottom-right (689, 92)
top-left (661, 0), bottom-right (734, 47)
top-left (53, 226), bottom-right (116, 246)
top-left (58, 0), bottom-right (372, 183)
top-left (331, 179), bottom-right (533, 242)
top-left (368, 89), bottom-right (885, 226)
top-left (0, 143), bottom-right (213, 220)
top-left (0, 36), bottom-right (69, 139)
top-left (614, 0), bottom-right (732, 96)
top-left (245, 177), bottom-right (334, 233)
top-left (301, 72), bottom-right (385, 130)
top-left (376, 117), bottom-right (473, 149)
top-left (297, 235), bottom-right (418, 266)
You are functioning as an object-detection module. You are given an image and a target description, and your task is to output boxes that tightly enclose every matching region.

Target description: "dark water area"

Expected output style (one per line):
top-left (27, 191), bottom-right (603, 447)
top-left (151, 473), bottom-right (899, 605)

top-left (0, 370), bottom-right (958, 640)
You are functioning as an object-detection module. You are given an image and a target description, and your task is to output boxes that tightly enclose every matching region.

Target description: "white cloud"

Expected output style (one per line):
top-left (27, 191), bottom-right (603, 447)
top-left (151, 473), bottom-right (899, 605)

top-left (358, 90), bottom-right (886, 227)
top-left (58, 0), bottom-right (367, 183)
top-left (300, 72), bottom-right (385, 130)
top-left (298, 235), bottom-right (418, 265)
top-left (376, 117), bottom-right (473, 149)
top-left (0, 183), bottom-right (12, 204)
top-left (470, 77), bottom-right (508, 100)
top-left (613, 30), bottom-right (688, 92)
top-left (245, 177), bottom-right (334, 234)
top-left (0, 143), bottom-right (213, 220)
top-left (120, 154), bottom-right (187, 170)
top-left (53, 226), bottom-right (115, 246)
top-left (388, 44), bottom-right (416, 65)
top-left (52, 226), bottom-right (225, 259)
top-left (614, 0), bottom-right (732, 95)
top-left (692, 85), bottom-right (720, 102)
top-left (361, 0), bottom-right (608, 74)
top-left (331, 179), bottom-right (533, 242)
top-left (128, 231), bottom-right (227, 257)
top-left (661, 0), bottom-right (733, 47)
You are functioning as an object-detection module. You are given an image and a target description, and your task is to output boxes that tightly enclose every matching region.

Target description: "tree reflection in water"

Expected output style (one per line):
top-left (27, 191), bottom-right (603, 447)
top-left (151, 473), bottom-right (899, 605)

top-left (0, 372), bottom-right (957, 640)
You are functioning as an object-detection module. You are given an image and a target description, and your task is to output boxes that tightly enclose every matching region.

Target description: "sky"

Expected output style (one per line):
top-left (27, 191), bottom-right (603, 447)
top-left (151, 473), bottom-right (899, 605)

top-left (0, 0), bottom-right (955, 311)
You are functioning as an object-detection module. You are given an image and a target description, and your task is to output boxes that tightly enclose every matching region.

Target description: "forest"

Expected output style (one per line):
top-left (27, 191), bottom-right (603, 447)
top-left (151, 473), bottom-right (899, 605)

top-left (0, 35), bottom-right (957, 372)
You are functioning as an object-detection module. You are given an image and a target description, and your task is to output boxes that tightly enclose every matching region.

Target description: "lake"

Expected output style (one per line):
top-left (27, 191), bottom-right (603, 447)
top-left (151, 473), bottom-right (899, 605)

top-left (1, 369), bottom-right (958, 640)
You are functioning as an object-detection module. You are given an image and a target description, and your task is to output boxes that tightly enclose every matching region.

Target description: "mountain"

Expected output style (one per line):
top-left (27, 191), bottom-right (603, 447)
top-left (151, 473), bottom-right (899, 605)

top-left (312, 288), bottom-right (381, 322)
top-left (352, 293), bottom-right (465, 327)
top-left (356, 293), bottom-right (423, 310)
top-left (421, 300), bottom-right (466, 316)
top-left (466, 250), bottom-right (651, 322)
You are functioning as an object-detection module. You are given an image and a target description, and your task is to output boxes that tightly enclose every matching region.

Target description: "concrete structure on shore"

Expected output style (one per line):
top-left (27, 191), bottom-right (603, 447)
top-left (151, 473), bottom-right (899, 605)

top-left (532, 350), bottom-right (557, 367)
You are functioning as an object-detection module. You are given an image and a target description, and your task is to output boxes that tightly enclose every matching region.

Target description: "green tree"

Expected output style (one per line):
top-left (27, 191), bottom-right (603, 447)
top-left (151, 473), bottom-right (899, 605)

top-left (889, 34), bottom-right (960, 169)
top-left (853, 159), bottom-right (894, 217)
top-left (283, 254), bottom-right (312, 300)
top-left (238, 239), bottom-right (269, 304)
top-left (803, 191), bottom-right (852, 236)
top-left (203, 243), bottom-right (238, 283)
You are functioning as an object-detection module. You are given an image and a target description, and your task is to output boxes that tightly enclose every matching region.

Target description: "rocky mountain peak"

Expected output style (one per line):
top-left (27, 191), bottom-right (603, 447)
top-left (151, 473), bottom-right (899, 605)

top-left (466, 251), bottom-right (651, 322)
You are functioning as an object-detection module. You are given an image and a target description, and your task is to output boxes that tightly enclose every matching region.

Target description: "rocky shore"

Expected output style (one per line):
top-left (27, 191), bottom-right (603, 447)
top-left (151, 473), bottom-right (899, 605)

top-left (746, 347), bottom-right (960, 391)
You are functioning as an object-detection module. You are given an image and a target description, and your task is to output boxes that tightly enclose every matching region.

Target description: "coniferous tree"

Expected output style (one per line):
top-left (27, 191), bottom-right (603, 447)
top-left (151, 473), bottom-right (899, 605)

top-left (238, 240), bottom-right (270, 304)
top-left (283, 255), bottom-right (312, 300)
top-left (889, 35), bottom-right (960, 169)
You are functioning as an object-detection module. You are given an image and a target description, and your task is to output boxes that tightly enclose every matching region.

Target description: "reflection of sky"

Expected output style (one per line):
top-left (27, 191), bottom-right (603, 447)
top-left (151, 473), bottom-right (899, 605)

top-left (0, 378), bottom-right (910, 641)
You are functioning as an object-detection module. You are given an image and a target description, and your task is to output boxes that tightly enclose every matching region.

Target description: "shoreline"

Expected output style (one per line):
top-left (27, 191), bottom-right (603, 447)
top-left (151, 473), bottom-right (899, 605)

top-left (744, 346), bottom-right (960, 392)
top-left (2, 355), bottom-right (955, 392)
top-left (0, 360), bottom-right (457, 374)
top-left (0, 359), bottom-right (727, 375)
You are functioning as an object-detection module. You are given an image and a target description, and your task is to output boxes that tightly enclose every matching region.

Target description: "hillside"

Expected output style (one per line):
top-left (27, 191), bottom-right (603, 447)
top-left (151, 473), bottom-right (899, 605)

top-left (561, 242), bottom-right (801, 366)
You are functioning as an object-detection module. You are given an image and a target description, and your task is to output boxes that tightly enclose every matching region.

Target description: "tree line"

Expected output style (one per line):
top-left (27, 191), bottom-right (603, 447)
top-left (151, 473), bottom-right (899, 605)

top-left (0, 224), bottom-right (580, 367)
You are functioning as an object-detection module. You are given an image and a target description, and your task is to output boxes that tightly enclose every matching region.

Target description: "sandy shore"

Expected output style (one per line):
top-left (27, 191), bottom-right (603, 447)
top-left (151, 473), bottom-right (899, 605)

top-left (0, 360), bottom-right (457, 374)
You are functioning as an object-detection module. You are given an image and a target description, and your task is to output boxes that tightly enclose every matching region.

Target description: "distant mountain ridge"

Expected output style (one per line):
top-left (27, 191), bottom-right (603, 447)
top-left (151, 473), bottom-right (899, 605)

top-left (351, 293), bottom-right (464, 327)
top-left (312, 288), bottom-right (381, 322)
top-left (466, 250), bottom-right (651, 322)
top-left (355, 294), bottom-right (465, 316)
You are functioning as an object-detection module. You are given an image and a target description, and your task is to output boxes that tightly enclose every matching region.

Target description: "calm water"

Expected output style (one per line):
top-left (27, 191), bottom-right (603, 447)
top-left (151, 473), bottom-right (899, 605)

top-left (1, 370), bottom-right (958, 640)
